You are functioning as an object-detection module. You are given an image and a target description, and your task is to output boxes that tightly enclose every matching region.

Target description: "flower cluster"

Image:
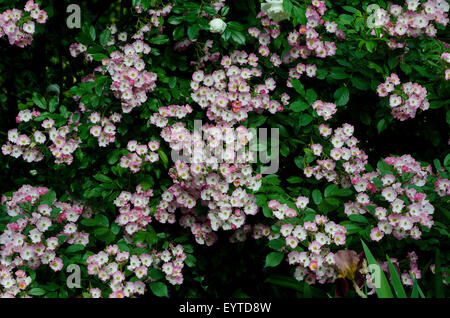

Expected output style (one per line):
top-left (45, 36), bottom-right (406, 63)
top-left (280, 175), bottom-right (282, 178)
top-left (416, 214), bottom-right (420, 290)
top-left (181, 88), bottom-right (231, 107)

top-left (377, 73), bottom-right (429, 121)
top-left (370, 0), bottom-right (449, 49)
top-left (88, 112), bottom-right (121, 147)
top-left (304, 123), bottom-right (368, 187)
top-left (0, 0), bottom-right (47, 47)
top-left (0, 185), bottom-right (90, 297)
top-left (2, 113), bottom-right (81, 165)
top-left (345, 155), bottom-right (435, 241)
top-left (87, 243), bottom-right (186, 298)
top-left (100, 40), bottom-right (157, 113)
top-left (69, 42), bottom-right (89, 59)
top-left (253, 1), bottom-right (344, 87)
top-left (312, 100), bottom-right (337, 121)
top-left (281, 214), bottom-right (347, 285)
top-left (113, 185), bottom-right (155, 236)
top-left (119, 140), bottom-right (160, 173)
top-left (434, 177), bottom-right (450, 197)
top-left (149, 104), bottom-right (193, 128)
top-left (190, 51), bottom-right (283, 124)
top-left (153, 122), bottom-right (262, 245)
top-left (267, 200), bottom-right (299, 220)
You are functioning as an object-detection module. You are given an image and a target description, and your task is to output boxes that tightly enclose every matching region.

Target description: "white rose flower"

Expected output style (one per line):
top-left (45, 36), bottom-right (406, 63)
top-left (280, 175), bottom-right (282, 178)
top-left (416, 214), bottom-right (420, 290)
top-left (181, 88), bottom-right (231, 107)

top-left (209, 18), bottom-right (227, 34)
top-left (261, 0), bottom-right (290, 22)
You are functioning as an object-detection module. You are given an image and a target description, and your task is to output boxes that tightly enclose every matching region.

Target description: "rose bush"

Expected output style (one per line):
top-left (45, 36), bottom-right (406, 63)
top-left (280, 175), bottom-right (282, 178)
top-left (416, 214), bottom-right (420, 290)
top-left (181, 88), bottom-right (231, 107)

top-left (0, 0), bottom-right (448, 298)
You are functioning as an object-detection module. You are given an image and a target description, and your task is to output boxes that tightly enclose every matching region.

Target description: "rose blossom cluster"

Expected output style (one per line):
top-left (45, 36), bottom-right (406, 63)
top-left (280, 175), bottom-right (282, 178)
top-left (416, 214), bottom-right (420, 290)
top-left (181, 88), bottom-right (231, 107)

top-left (0, 0), bottom-right (47, 48)
top-left (190, 51), bottom-right (284, 124)
top-left (87, 243), bottom-right (186, 298)
top-left (252, 1), bottom-right (344, 87)
top-left (370, 0), bottom-right (449, 49)
top-left (113, 185), bottom-right (155, 236)
top-left (281, 214), bottom-right (347, 285)
top-left (441, 52), bottom-right (450, 80)
top-left (304, 123), bottom-right (368, 188)
top-left (88, 112), bottom-right (121, 147)
top-left (434, 177), bottom-right (450, 197)
top-left (149, 104), bottom-right (193, 128)
top-left (344, 155), bottom-right (435, 241)
top-left (311, 100), bottom-right (337, 121)
top-left (0, 185), bottom-right (90, 297)
top-left (152, 122), bottom-right (261, 245)
top-left (119, 140), bottom-right (160, 173)
top-left (2, 113), bottom-right (81, 165)
top-left (377, 73), bottom-right (429, 121)
top-left (0, 268), bottom-right (33, 298)
top-left (267, 199), bottom-right (299, 220)
top-left (100, 40), bottom-right (157, 113)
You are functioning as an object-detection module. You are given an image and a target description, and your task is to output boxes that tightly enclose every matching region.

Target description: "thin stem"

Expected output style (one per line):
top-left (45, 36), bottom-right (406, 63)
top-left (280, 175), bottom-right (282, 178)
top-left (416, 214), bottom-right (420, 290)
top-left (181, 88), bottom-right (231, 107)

top-left (353, 281), bottom-right (368, 298)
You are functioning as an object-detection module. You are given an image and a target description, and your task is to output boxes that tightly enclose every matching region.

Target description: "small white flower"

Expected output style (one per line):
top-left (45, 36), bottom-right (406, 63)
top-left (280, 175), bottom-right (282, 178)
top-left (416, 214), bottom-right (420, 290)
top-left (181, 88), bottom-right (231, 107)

top-left (209, 18), bottom-right (227, 34)
top-left (261, 0), bottom-right (290, 22)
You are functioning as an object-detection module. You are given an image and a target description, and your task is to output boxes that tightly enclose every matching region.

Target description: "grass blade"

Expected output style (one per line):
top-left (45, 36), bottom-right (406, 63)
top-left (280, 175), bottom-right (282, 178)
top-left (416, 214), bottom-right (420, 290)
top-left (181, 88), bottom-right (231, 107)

top-left (410, 274), bottom-right (425, 298)
top-left (386, 255), bottom-right (407, 298)
top-left (361, 239), bottom-right (394, 298)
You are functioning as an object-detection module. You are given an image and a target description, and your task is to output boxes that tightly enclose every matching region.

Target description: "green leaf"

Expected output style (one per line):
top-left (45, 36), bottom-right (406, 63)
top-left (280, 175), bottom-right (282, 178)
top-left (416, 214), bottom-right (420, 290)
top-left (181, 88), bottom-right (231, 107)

top-left (48, 96), bottom-right (58, 113)
top-left (40, 190), bottom-right (56, 206)
top-left (94, 214), bottom-right (110, 228)
top-left (292, 6), bottom-right (306, 25)
top-left (149, 282), bottom-right (168, 297)
top-left (268, 238), bottom-right (285, 250)
top-left (361, 240), bottom-right (394, 298)
top-left (312, 189), bottom-right (322, 205)
top-left (99, 29), bottom-right (111, 46)
top-left (29, 288), bottom-right (46, 296)
top-left (444, 154), bottom-right (450, 167)
top-left (305, 89), bottom-right (317, 105)
top-left (377, 119), bottom-right (387, 133)
top-left (287, 176), bottom-right (302, 183)
top-left (299, 114), bottom-right (313, 126)
top-left (150, 35), bottom-right (170, 45)
top-left (32, 92), bottom-right (47, 110)
top-left (349, 214), bottom-right (369, 223)
top-left (92, 53), bottom-right (109, 61)
top-left (290, 99), bottom-right (309, 112)
top-left (230, 30), bottom-right (245, 45)
top-left (291, 79), bottom-right (305, 96)
top-left (81, 218), bottom-right (98, 227)
top-left (173, 25), bottom-right (184, 41)
top-left (187, 24), bottom-right (199, 40)
top-left (221, 5), bottom-right (230, 16)
top-left (158, 149), bottom-right (169, 168)
top-left (265, 252), bottom-right (284, 267)
top-left (107, 150), bottom-right (122, 165)
top-left (168, 15), bottom-right (184, 25)
top-left (283, 0), bottom-right (293, 15)
top-left (65, 244), bottom-right (85, 253)
top-left (89, 26), bottom-right (96, 41)
top-left (386, 256), bottom-right (407, 298)
top-left (324, 184), bottom-right (338, 198)
top-left (334, 87), bottom-right (350, 106)
top-left (93, 174), bottom-right (113, 183)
